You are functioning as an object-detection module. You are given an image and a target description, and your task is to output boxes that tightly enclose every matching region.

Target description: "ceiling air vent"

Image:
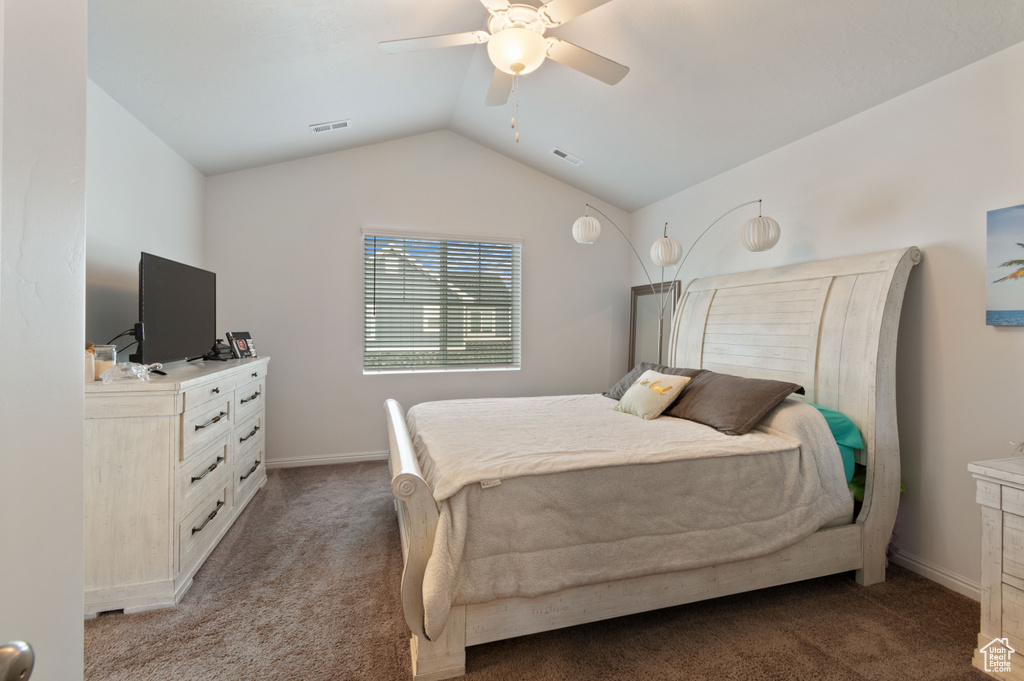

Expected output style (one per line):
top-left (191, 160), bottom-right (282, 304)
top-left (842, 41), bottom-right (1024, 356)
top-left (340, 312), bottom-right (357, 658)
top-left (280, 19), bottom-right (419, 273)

top-left (309, 119), bottom-right (351, 135)
top-left (552, 147), bottom-right (583, 167)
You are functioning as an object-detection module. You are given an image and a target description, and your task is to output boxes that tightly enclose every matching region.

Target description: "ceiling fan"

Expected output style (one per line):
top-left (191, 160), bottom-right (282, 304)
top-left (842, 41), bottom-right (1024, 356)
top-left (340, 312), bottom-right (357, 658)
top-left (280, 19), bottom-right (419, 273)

top-left (379, 0), bottom-right (629, 107)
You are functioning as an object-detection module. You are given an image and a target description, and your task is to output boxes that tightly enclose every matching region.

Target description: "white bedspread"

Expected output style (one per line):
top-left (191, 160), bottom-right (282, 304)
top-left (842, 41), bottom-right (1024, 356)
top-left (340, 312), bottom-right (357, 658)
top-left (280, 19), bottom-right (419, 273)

top-left (406, 394), bottom-right (853, 640)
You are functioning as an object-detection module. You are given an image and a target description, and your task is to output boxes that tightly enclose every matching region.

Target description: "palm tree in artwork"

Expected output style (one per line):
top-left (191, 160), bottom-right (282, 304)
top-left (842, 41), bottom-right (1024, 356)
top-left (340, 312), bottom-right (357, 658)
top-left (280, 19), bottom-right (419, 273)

top-left (994, 242), bottom-right (1024, 282)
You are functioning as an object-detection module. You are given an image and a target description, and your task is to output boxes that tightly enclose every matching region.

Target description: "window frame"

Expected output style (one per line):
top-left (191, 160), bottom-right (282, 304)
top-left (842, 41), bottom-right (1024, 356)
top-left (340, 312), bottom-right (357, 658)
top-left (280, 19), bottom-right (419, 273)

top-left (362, 229), bottom-right (523, 375)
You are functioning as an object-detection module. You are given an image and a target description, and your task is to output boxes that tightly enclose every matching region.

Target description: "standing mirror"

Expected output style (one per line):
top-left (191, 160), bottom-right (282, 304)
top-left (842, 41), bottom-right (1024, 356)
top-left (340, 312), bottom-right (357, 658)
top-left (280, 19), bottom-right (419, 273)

top-left (629, 281), bottom-right (681, 369)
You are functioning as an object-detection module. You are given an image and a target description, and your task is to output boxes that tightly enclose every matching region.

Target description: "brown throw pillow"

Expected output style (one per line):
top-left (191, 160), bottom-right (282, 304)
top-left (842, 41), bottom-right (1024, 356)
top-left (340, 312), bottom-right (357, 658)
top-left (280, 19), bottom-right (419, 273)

top-left (664, 371), bottom-right (805, 435)
top-left (605, 364), bottom-right (706, 400)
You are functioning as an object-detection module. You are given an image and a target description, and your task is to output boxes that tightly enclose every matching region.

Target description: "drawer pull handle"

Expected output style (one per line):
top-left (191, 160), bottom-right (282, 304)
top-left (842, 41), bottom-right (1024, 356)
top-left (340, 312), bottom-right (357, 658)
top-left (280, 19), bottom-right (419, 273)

top-left (211, 387), bottom-right (220, 394)
top-left (195, 412), bottom-right (227, 431)
top-left (239, 425), bottom-right (261, 443)
top-left (190, 456), bottom-right (225, 483)
top-left (240, 460), bottom-right (262, 481)
top-left (252, 372), bottom-right (258, 378)
top-left (241, 390), bottom-right (261, 404)
top-left (192, 500), bottom-right (225, 535)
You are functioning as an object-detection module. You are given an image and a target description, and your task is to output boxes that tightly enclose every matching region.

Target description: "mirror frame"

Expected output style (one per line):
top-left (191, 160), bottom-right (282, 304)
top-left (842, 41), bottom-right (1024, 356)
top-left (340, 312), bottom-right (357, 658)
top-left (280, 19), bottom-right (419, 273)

top-left (628, 280), bottom-right (681, 369)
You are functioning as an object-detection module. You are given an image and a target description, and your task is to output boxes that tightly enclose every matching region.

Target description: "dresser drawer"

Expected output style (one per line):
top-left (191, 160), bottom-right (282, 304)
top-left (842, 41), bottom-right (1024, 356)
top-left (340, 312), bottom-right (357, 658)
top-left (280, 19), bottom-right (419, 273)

top-left (235, 411), bottom-right (264, 450)
top-left (1005, 486), bottom-right (1024, 517)
top-left (179, 486), bottom-right (231, 573)
top-left (234, 438), bottom-right (266, 507)
top-left (181, 396), bottom-right (232, 458)
top-left (1004, 512), bottom-right (1024, 581)
top-left (1005, 582), bottom-right (1024, 652)
top-left (243, 364), bottom-right (266, 384)
top-left (234, 377), bottom-right (265, 424)
top-left (177, 436), bottom-right (230, 517)
top-left (183, 376), bottom-right (235, 412)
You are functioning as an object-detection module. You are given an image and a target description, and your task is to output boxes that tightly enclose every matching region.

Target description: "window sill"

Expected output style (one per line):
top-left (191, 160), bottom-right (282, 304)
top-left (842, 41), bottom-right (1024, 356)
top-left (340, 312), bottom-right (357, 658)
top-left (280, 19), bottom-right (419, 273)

top-left (363, 366), bottom-right (521, 376)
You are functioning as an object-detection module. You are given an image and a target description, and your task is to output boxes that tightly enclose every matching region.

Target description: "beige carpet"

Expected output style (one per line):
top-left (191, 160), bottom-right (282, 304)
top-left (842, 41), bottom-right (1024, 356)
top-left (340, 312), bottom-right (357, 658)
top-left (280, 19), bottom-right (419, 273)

top-left (85, 462), bottom-right (988, 680)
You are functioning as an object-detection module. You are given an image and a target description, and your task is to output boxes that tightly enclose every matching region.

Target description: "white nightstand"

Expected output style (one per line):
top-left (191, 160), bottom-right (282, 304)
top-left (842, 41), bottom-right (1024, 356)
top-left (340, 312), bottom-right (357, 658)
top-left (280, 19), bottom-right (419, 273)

top-left (970, 457), bottom-right (1024, 679)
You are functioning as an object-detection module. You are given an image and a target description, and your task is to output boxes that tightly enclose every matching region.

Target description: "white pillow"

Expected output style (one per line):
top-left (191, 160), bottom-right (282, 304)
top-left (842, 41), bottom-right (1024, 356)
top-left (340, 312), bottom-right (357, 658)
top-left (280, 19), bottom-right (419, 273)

top-left (613, 370), bottom-right (692, 420)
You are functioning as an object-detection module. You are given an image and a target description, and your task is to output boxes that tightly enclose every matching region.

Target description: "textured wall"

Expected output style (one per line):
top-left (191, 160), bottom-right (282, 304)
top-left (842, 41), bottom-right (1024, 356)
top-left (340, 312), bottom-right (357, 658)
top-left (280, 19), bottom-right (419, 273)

top-left (0, 0), bottom-right (88, 677)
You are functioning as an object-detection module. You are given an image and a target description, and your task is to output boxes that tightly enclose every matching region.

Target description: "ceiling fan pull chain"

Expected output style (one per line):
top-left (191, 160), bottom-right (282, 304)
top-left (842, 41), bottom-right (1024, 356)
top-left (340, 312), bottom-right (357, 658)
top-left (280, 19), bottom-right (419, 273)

top-left (512, 71), bottom-right (520, 143)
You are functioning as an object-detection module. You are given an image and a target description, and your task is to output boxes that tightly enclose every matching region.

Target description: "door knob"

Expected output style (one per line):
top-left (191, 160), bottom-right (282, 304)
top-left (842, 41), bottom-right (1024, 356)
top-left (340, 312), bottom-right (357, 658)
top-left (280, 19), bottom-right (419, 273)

top-left (0, 641), bottom-right (34, 681)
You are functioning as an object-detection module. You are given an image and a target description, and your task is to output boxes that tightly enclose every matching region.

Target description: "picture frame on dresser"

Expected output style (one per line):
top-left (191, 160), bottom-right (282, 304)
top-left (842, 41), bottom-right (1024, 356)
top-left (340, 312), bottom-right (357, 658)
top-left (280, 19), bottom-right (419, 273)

top-left (225, 331), bottom-right (257, 358)
top-left (83, 357), bottom-right (269, 617)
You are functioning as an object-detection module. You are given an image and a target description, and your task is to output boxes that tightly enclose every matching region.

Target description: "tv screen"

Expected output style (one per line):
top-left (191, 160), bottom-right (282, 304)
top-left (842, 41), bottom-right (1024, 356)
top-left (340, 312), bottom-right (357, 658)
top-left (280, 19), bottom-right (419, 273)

top-left (134, 253), bottom-right (216, 364)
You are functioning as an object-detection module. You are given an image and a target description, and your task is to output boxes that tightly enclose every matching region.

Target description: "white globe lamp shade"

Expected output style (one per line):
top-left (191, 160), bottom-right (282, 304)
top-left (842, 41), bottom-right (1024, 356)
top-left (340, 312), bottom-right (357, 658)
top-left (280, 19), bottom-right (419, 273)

top-left (487, 27), bottom-right (548, 75)
top-left (741, 216), bottom-right (781, 252)
top-left (650, 236), bottom-right (684, 267)
top-left (572, 215), bottom-right (601, 244)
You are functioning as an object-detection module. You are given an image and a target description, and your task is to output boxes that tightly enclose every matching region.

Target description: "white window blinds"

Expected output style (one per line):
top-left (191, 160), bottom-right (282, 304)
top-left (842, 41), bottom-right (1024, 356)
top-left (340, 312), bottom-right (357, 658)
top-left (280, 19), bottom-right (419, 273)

top-left (363, 232), bottom-right (522, 372)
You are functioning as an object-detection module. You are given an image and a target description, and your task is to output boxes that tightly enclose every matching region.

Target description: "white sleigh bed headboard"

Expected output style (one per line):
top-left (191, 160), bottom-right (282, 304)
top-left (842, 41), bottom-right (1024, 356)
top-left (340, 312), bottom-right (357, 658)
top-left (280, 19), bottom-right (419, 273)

top-left (668, 246), bottom-right (920, 440)
top-left (668, 246), bottom-right (920, 574)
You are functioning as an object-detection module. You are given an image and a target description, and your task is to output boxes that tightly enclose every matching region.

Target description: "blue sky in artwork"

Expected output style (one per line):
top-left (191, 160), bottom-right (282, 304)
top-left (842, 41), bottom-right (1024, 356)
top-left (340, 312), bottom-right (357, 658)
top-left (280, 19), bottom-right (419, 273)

top-left (986, 203), bottom-right (1024, 310)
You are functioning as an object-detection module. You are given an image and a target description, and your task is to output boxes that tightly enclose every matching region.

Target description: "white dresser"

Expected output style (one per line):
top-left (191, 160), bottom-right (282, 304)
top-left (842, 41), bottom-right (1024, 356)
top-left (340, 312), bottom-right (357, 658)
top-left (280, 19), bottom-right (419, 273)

top-left (970, 457), bottom-right (1024, 679)
top-left (84, 357), bottom-right (269, 617)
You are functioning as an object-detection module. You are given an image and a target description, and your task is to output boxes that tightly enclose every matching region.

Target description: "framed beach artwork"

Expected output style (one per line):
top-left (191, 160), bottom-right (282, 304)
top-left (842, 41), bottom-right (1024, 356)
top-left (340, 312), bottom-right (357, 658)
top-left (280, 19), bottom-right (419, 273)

top-left (988, 203), bottom-right (1024, 326)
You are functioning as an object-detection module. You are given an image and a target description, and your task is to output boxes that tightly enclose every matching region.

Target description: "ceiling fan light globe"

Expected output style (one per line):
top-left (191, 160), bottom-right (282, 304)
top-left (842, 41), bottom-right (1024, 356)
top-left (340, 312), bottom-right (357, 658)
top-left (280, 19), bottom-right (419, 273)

top-left (487, 27), bottom-right (547, 75)
top-left (572, 215), bottom-right (601, 244)
top-left (651, 236), bottom-right (684, 267)
top-left (741, 216), bottom-right (781, 252)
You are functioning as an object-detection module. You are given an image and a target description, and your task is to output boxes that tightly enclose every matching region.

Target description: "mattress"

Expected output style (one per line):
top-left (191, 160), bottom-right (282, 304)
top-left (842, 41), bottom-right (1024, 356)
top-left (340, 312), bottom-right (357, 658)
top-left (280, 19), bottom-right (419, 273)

top-left (407, 393), bottom-right (853, 640)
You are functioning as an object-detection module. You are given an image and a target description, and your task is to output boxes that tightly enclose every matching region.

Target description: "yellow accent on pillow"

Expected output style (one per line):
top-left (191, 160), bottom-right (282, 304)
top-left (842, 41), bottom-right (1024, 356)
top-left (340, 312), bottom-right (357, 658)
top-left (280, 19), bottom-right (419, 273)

top-left (613, 370), bottom-right (693, 420)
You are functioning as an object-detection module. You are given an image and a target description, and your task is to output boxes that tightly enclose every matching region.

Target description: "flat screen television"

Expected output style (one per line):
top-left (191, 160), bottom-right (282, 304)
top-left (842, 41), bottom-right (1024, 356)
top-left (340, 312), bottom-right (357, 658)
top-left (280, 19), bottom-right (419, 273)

top-left (130, 253), bottom-right (216, 365)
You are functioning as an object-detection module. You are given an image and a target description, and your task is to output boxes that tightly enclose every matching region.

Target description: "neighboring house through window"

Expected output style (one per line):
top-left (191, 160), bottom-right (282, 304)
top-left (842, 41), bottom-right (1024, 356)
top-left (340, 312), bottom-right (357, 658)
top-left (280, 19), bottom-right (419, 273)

top-left (363, 231), bottom-right (522, 372)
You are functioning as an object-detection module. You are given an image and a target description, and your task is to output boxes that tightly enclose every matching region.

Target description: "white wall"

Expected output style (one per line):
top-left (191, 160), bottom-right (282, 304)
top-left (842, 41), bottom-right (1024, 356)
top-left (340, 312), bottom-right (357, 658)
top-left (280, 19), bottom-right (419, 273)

top-left (85, 79), bottom-right (206, 349)
top-left (206, 130), bottom-right (631, 465)
top-left (0, 0), bottom-right (87, 678)
top-left (631, 40), bottom-right (1024, 595)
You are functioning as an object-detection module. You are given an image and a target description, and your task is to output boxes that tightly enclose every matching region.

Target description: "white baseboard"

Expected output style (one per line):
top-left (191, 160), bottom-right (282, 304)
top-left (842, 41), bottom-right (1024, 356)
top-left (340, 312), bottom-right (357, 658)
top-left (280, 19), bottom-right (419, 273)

top-left (889, 549), bottom-right (980, 601)
top-left (266, 450), bottom-right (388, 469)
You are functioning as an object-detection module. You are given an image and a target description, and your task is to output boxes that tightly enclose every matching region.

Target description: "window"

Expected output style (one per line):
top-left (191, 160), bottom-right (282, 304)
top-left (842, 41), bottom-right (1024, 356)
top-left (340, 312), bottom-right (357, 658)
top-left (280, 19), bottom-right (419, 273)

top-left (363, 232), bottom-right (522, 372)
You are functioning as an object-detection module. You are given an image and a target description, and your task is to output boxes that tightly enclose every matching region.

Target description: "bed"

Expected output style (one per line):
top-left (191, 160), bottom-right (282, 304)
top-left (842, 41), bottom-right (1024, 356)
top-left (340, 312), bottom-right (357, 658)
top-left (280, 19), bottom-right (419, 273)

top-left (385, 246), bottom-right (921, 680)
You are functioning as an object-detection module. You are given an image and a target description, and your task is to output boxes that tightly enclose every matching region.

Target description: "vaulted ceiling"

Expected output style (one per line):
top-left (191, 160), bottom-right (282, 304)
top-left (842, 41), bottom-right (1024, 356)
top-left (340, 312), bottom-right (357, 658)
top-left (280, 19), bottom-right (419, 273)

top-left (88, 0), bottom-right (1024, 211)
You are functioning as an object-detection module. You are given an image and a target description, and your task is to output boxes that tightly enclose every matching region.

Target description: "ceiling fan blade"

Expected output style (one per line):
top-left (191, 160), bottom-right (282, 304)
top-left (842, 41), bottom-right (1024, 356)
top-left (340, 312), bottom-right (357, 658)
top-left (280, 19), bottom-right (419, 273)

top-left (485, 68), bottom-right (513, 106)
top-left (479, 0), bottom-right (511, 12)
top-left (538, 0), bottom-right (613, 26)
top-left (545, 37), bottom-right (628, 85)
top-left (379, 31), bottom-right (489, 54)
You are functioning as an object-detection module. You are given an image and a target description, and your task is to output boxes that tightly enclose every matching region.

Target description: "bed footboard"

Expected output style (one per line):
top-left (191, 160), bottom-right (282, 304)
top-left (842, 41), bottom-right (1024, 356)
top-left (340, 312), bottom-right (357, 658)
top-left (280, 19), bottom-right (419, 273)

top-left (385, 399), bottom-right (466, 680)
top-left (385, 399), bottom-right (437, 639)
